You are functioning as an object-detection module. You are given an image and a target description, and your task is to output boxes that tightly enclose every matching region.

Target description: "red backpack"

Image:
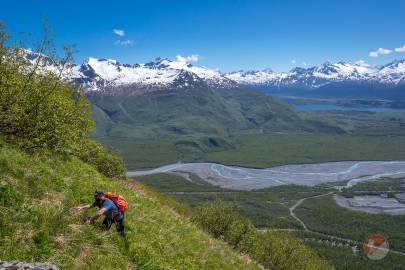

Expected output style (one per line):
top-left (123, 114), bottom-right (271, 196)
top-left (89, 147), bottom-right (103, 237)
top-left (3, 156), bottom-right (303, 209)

top-left (105, 192), bottom-right (129, 213)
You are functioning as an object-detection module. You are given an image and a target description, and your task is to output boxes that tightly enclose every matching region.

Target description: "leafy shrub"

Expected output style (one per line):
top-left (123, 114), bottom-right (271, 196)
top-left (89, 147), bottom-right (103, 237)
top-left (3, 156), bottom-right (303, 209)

top-left (224, 218), bottom-right (256, 250)
top-left (191, 200), bottom-right (240, 238)
top-left (0, 23), bottom-right (126, 178)
top-left (192, 200), bottom-right (333, 270)
top-left (0, 24), bottom-right (94, 152)
top-left (76, 139), bottom-right (126, 179)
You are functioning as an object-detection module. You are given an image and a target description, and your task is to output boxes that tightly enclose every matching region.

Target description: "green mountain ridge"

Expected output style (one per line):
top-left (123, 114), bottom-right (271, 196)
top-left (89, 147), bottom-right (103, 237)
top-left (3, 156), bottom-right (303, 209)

top-left (89, 85), bottom-right (341, 159)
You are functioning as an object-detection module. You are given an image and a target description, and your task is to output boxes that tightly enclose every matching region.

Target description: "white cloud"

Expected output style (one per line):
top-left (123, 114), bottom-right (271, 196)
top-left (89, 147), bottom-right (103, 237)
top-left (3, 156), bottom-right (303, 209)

top-left (355, 60), bottom-right (370, 66)
top-left (114, 39), bottom-right (135, 47)
top-left (369, 47), bottom-right (392, 58)
top-left (395, 45), bottom-right (405, 53)
top-left (291, 60), bottom-right (296, 64)
top-left (175, 54), bottom-right (200, 64)
top-left (113, 29), bottom-right (125, 37)
top-left (302, 62), bottom-right (307, 66)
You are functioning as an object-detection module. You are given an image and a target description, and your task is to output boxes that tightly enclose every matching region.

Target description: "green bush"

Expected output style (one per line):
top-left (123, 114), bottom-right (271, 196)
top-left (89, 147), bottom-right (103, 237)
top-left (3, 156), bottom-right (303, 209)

top-left (191, 200), bottom-right (240, 238)
top-left (192, 200), bottom-right (334, 270)
top-left (0, 23), bottom-right (125, 178)
top-left (0, 24), bottom-right (94, 152)
top-left (224, 218), bottom-right (256, 250)
top-left (76, 139), bottom-right (126, 179)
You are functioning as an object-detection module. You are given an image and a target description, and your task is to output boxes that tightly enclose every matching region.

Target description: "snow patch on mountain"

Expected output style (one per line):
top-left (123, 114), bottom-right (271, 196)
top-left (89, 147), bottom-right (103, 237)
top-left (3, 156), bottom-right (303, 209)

top-left (226, 60), bottom-right (405, 89)
top-left (70, 56), bottom-right (236, 91)
top-left (20, 49), bottom-right (405, 92)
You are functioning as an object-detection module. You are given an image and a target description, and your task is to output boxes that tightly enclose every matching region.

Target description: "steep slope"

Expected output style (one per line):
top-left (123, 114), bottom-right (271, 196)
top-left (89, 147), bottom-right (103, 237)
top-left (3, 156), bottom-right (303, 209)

top-left (0, 141), bottom-right (260, 269)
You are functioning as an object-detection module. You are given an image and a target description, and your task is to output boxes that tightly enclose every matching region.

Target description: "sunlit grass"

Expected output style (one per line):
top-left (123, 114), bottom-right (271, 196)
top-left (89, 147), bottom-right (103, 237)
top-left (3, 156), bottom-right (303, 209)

top-left (0, 141), bottom-right (259, 270)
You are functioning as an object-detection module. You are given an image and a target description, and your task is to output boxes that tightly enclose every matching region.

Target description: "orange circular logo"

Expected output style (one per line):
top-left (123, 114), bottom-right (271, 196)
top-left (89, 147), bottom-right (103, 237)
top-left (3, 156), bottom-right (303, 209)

top-left (363, 234), bottom-right (389, 260)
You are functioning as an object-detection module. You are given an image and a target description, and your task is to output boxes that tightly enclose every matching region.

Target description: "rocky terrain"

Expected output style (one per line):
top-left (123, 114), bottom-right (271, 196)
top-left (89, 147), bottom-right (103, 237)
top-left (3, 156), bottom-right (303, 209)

top-left (0, 261), bottom-right (59, 270)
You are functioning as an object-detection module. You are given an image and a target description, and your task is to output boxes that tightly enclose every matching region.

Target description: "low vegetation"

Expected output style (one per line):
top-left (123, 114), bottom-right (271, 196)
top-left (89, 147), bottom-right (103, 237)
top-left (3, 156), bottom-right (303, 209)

top-left (191, 200), bottom-right (333, 270)
top-left (204, 133), bottom-right (405, 169)
top-left (110, 132), bottom-right (405, 170)
top-left (0, 140), bottom-right (261, 269)
top-left (294, 235), bottom-right (405, 270)
top-left (295, 195), bottom-right (405, 253)
top-left (137, 172), bottom-right (405, 269)
top-left (343, 178), bottom-right (404, 192)
top-left (136, 173), bottom-right (324, 228)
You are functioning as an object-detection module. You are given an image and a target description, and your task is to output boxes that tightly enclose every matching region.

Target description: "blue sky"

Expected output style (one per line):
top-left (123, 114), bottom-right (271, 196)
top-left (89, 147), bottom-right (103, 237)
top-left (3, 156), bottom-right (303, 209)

top-left (1, 0), bottom-right (405, 71)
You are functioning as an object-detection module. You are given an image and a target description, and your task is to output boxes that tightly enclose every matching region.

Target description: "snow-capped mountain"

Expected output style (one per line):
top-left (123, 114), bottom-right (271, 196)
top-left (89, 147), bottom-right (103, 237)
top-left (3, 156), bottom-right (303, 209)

top-left (70, 56), bottom-right (236, 92)
top-left (21, 49), bottom-right (405, 96)
top-left (376, 60), bottom-right (405, 85)
top-left (226, 60), bottom-right (405, 89)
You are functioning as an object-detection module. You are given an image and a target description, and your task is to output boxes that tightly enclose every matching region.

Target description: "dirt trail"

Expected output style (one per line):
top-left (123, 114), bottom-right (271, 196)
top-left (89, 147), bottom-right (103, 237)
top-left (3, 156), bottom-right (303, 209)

top-left (286, 192), bottom-right (405, 257)
top-left (289, 192), bottom-right (334, 231)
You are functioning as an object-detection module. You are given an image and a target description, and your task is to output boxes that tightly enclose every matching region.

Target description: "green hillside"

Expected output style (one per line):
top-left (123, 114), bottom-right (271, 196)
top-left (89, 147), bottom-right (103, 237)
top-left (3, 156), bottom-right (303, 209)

top-left (89, 85), bottom-right (340, 162)
top-left (0, 141), bottom-right (261, 269)
top-left (89, 85), bottom-right (348, 168)
top-left (89, 86), bottom-right (311, 140)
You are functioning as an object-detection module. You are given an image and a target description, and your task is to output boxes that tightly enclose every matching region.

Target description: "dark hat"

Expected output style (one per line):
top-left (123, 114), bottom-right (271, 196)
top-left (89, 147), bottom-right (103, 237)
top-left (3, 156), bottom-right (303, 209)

top-left (94, 190), bottom-right (104, 197)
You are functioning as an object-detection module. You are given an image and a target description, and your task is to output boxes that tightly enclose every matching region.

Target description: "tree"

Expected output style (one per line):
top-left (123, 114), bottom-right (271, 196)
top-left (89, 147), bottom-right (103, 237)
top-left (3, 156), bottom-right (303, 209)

top-left (0, 22), bottom-right (125, 178)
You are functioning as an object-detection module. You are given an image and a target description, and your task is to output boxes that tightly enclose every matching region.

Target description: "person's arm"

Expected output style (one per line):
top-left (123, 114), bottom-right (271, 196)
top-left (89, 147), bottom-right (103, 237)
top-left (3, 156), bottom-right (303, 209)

top-left (75, 203), bottom-right (96, 211)
top-left (86, 207), bottom-right (108, 224)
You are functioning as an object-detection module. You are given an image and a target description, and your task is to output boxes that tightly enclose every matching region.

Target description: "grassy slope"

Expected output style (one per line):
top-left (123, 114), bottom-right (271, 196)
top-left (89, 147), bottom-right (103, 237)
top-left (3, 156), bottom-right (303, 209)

top-left (0, 142), bottom-right (259, 270)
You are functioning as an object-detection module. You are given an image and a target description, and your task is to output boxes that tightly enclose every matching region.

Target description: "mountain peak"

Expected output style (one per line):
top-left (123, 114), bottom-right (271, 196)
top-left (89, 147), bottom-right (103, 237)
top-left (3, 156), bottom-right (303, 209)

top-left (227, 59), bottom-right (405, 88)
top-left (382, 59), bottom-right (405, 68)
top-left (69, 55), bottom-right (236, 93)
top-left (321, 60), bottom-right (333, 66)
top-left (21, 50), bottom-right (405, 93)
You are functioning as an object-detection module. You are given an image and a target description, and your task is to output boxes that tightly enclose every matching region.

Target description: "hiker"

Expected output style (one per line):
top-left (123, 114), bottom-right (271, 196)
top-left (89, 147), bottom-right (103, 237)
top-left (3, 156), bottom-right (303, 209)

top-left (76, 190), bottom-right (127, 236)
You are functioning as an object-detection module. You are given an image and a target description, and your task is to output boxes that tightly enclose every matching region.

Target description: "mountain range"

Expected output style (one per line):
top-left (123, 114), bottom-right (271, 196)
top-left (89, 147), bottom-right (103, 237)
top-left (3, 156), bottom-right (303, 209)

top-left (227, 60), bottom-right (405, 88)
top-left (24, 49), bottom-right (400, 161)
top-left (24, 49), bottom-right (405, 99)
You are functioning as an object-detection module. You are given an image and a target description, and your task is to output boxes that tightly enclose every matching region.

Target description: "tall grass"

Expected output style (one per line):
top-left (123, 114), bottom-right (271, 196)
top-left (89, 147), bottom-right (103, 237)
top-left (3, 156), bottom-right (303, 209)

top-left (0, 141), bottom-right (259, 269)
